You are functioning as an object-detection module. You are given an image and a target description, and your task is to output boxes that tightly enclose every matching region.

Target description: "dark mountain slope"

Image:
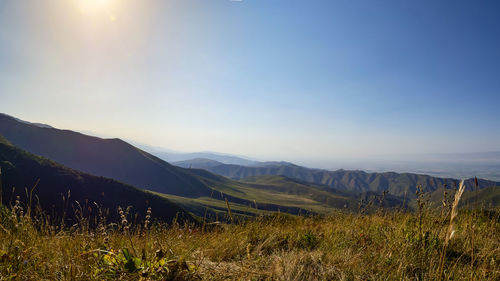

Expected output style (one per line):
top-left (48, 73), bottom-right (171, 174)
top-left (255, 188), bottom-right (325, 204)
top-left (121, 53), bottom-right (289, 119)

top-left (176, 160), bottom-right (499, 199)
top-left (0, 113), bottom-right (211, 197)
top-left (0, 136), bottom-right (192, 223)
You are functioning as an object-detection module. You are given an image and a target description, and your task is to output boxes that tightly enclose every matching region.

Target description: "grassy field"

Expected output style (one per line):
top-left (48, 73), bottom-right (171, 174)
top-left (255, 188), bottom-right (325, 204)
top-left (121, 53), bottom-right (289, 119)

top-left (157, 175), bottom-right (401, 220)
top-left (1, 198), bottom-right (499, 280)
top-left (159, 174), bottom-right (500, 222)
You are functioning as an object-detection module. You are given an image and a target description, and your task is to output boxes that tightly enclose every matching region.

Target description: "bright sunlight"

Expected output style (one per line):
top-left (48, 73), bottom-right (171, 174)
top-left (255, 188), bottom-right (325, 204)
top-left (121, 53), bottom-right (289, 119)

top-left (77, 0), bottom-right (117, 21)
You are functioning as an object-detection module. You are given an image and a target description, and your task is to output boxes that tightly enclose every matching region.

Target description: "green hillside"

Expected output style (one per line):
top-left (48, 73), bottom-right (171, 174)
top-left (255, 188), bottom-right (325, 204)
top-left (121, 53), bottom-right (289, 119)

top-left (158, 173), bottom-right (405, 220)
top-left (460, 186), bottom-right (500, 208)
top-left (177, 159), bottom-right (499, 198)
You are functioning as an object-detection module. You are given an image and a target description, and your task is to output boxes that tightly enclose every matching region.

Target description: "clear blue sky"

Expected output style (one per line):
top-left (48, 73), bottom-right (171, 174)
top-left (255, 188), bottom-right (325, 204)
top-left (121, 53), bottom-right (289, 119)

top-left (1, 0), bottom-right (499, 162)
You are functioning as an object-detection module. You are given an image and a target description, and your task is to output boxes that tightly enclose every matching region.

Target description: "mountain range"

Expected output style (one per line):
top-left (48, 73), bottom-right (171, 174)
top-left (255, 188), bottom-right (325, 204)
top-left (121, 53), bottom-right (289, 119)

top-left (0, 113), bottom-right (498, 221)
top-left (173, 158), bottom-right (500, 199)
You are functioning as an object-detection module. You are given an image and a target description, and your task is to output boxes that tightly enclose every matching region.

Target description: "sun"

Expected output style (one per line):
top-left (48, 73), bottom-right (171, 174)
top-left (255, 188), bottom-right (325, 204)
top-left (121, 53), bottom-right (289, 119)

top-left (77, 0), bottom-right (118, 22)
top-left (78, 0), bottom-right (112, 14)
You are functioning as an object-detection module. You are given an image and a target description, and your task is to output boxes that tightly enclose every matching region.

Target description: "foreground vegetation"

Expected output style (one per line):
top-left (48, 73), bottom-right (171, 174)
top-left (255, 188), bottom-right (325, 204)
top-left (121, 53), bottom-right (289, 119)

top-left (1, 198), bottom-right (499, 281)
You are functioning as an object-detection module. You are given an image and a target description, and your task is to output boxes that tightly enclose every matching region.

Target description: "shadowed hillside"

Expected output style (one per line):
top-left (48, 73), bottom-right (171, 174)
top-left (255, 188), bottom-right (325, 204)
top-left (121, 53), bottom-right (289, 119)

top-left (0, 135), bottom-right (192, 224)
top-left (0, 113), bottom-right (212, 197)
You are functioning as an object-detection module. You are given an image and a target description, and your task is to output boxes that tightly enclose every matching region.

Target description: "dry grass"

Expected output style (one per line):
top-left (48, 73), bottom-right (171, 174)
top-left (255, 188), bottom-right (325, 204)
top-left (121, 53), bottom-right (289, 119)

top-left (0, 198), bottom-right (499, 280)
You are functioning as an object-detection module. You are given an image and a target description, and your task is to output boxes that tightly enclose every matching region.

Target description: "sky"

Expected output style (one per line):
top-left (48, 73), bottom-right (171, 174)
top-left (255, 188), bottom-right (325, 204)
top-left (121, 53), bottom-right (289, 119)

top-left (1, 0), bottom-right (500, 163)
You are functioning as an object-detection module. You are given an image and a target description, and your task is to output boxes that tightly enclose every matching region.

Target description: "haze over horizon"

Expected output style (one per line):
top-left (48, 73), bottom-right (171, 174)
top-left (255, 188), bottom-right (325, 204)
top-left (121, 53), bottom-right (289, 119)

top-left (1, 0), bottom-right (500, 163)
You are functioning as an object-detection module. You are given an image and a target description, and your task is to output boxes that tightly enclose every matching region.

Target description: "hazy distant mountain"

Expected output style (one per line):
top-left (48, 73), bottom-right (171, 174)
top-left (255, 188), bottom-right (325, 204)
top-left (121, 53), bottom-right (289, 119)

top-left (152, 151), bottom-right (258, 166)
top-left (174, 159), bottom-right (500, 199)
top-left (251, 161), bottom-right (297, 167)
top-left (0, 113), bottom-right (212, 197)
top-left (173, 158), bottom-right (224, 169)
top-left (0, 135), bottom-right (191, 223)
top-left (173, 158), bottom-right (296, 169)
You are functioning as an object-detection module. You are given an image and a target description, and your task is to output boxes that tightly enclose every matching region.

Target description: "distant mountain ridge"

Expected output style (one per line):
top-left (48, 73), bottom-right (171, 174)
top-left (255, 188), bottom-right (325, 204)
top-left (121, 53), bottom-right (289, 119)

top-left (173, 158), bottom-right (298, 169)
top-left (173, 158), bottom-right (224, 169)
top-left (173, 158), bottom-right (500, 199)
top-left (152, 151), bottom-right (258, 166)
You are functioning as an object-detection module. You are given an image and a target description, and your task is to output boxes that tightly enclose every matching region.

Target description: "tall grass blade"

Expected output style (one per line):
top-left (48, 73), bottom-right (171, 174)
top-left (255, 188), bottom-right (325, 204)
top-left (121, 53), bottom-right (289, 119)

top-left (225, 198), bottom-right (233, 223)
top-left (438, 179), bottom-right (466, 280)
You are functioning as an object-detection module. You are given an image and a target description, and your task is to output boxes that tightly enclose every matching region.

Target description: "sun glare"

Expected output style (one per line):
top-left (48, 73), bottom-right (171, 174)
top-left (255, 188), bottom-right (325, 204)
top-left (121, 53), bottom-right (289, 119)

top-left (78, 0), bottom-right (112, 14)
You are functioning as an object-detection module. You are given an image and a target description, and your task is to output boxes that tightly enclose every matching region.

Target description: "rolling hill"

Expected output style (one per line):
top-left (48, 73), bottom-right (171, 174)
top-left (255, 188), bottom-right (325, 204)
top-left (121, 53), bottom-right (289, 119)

top-left (0, 113), bottom-right (212, 197)
top-left (159, 173), bottom-right (406, 220)
top-left (460, 186), bottom-right (500, 208)
top-left (0, 135), bottom-right (192, 223)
